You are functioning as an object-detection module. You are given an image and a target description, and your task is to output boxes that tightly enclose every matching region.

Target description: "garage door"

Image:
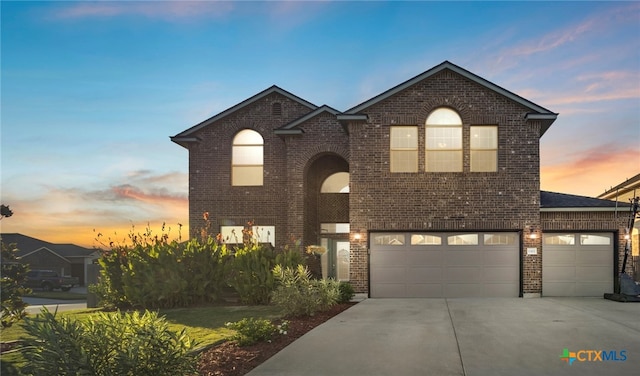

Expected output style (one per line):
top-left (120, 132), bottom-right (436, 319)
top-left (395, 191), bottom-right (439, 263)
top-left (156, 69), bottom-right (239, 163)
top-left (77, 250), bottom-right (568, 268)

top-left (542, 233), bottom-right (613, 297)
top-left (370, 232), bottom-right (520, 298)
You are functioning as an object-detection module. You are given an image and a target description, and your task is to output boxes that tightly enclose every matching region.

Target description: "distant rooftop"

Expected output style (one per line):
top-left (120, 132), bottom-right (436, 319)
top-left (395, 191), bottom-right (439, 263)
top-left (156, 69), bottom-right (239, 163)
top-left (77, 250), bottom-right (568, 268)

top-left (541, 191), bottom-right (632, 210)
top-left (598, 173), bottom-right (640, 201)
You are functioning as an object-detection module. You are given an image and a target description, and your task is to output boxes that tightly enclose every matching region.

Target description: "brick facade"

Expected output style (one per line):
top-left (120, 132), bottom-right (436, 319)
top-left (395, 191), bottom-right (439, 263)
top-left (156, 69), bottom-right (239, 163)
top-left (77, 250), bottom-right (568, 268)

top-left (172, 62), bottom-right (627, 297)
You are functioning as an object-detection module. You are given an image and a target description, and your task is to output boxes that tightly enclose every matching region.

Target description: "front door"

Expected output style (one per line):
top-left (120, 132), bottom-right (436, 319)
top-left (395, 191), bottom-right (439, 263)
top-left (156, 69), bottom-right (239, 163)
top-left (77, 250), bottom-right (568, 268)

top-left (321, 238), bottom-right (350, 281)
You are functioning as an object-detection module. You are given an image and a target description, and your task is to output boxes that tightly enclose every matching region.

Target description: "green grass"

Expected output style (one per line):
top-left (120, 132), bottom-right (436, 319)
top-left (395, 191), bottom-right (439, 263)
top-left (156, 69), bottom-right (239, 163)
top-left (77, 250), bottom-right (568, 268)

top-left (23, 291), bottom-right (88, 300)
top-left (0, 304), bottom-right (284, 371)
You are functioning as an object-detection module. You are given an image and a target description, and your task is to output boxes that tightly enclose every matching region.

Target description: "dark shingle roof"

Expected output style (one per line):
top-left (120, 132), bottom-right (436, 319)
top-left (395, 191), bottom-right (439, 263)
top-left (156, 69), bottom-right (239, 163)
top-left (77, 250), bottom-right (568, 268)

top-left (0, 233), bottom-right (96, 259)
top-left (540, 191), bottom-right (632, 209)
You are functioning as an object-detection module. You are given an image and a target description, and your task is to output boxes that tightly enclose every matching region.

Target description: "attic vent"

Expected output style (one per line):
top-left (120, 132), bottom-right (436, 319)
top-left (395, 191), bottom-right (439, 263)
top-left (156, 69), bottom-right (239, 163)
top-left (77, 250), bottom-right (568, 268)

top-left (272, 102), bottom-right (282, 116)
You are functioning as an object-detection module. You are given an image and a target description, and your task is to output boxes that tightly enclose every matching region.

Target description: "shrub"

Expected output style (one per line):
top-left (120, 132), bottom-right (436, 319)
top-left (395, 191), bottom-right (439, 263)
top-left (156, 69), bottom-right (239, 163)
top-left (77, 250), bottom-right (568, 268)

top-left (1, 239), bottom-right (31, 328)
top-left (94, 233), bottom-right (228, 309)
top-left (21, 308), bottom-right (199, 376)
top-left (225, 244), bottom-right (276, 305)
top-left (225, 318), bottom-right (278, 346)
top-left (338, 281), bottom-right (355, 303)
top-left (271, 265), bottom-right (340, 317)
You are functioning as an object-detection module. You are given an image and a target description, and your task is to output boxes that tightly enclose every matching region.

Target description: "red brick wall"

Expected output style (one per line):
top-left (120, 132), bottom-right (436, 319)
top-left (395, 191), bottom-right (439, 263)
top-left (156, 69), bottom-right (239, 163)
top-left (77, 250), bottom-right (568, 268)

top-left (186, 92), bottom-right (313, 244)
top-left (541, 210), bottom-right (629, 276)
top-left (346, 70), bottom-right (543, 292)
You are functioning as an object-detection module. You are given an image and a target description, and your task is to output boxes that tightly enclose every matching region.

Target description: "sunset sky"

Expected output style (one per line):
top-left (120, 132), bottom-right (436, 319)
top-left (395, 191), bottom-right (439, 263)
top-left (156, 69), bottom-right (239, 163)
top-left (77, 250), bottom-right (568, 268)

top-left (1, 1), bottom-right (639, 247)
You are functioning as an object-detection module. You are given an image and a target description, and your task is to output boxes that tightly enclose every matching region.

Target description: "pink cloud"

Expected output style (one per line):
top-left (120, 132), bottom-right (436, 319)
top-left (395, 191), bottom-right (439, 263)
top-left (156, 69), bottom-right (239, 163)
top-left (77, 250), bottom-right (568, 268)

top-left (541, 145), bottom-right (640, 197)
top-left (111, 184), bottom-right (187, 206)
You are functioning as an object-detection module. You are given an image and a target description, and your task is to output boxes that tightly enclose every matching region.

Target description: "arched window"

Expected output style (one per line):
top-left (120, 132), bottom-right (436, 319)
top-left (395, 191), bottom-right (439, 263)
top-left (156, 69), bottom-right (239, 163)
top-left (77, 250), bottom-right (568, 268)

top-left (425, 108), bottom-right (462, 172)
top-left (321, 172), bottom-right (349, 193)
top-left (232, 129), bottom-right (263, 186)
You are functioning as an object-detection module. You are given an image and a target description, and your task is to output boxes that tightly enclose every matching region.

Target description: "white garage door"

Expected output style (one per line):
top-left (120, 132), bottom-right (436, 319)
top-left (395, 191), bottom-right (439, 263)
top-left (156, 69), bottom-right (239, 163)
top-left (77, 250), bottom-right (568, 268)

top-left (542, 233), bottom-right (613, 297)
top-left (370, 232), bottom-right (520, 298)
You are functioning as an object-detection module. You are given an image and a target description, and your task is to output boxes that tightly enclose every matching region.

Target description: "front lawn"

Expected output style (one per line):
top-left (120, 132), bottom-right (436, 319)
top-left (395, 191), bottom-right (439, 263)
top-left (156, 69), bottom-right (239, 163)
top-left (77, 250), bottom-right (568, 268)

top-left (0, 304), bottom-right (283, 371)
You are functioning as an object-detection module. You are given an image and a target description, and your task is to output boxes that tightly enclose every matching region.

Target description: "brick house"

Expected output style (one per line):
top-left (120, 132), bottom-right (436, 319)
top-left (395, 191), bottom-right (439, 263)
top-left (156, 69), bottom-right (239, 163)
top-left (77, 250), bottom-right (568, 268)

top-left (171, 61), bottom-right (630, 298)
top-left (1, 233), bottom-right (99, 286)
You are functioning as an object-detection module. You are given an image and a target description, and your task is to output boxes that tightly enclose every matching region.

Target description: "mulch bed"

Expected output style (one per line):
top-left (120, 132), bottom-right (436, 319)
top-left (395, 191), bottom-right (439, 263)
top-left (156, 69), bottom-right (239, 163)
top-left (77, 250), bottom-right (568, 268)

top-left (197, 302), bottom-right (356, 376)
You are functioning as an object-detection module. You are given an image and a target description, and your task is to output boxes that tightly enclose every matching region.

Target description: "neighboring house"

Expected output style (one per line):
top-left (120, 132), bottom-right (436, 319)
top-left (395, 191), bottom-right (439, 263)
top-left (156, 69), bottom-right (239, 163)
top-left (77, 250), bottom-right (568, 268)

top-left (171, 61), bottom-right (629, 298)
top-left (0, 233), bottom-right (99, 286)
top-left (598, 173), bottom-right (640, 280)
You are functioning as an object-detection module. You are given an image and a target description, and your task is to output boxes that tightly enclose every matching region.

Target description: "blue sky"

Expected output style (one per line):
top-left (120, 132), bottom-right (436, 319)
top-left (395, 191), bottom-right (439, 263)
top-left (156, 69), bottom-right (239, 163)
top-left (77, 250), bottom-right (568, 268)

top-left (1, 1), bottom-right (639, 246)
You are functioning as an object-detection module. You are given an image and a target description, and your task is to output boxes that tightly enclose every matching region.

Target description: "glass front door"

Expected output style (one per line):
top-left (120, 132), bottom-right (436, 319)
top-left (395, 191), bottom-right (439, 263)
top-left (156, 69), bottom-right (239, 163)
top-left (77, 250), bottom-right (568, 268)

top-left (320, 238), bottom-right (350, 281)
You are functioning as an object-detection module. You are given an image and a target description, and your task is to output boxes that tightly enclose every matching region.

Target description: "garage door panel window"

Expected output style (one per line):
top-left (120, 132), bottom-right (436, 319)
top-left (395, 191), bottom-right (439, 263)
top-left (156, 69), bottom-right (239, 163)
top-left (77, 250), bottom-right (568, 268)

top-left (411, 234), bottom-right (442, 245)
top-left (484, 233), bottom-right (517, 245)
top-left (580, 234), bottom-right (611, 245)
top-left (373, 234), bottom-right (405, 245)
top-left (447, 234), bottom-right (479, 245)
top-left (544, 234), bottom-right (575, 245)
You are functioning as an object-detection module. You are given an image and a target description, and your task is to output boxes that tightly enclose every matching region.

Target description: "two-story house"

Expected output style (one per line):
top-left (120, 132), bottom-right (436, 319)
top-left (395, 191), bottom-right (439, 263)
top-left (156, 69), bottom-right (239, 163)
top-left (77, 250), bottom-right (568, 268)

top-left (171, 61), bottom-right (630, 298)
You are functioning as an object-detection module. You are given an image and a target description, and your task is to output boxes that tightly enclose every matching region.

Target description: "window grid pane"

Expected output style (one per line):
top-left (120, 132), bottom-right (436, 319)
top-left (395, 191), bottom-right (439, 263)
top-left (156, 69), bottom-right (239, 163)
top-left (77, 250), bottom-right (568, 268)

top-left (426, 150), bottom-right (462, 172)
top-left (391, 126), bottom-right (418, 148)
top-left (470, 150), bottom-right (497, 172)
top-left (544, 234), bottom-right (575, 245)
top-left (233, 129), bottom-right (264, 144)
top-left (447, 234), bottom-right (479, 245)
top-left (470, 126), bottom-right (497, 149)
top-left (391, 150), bottom-right (418, 172)
top-left (373, 234), bottom-right (405, 245)
top-left (232, 166), bottom-right (263, 186)
top-left (411, 234), bottom-right (442, 245)
top-left (426, 108), bottom-right (462, 125)
top-left (426, 127), bottom-right (462, 149)
top-left (391, 126), bottom-right (418, 172)
top-left (232, 145), bottom-right (264, 165)
top-left (580, 234), bottom-right (611, 245)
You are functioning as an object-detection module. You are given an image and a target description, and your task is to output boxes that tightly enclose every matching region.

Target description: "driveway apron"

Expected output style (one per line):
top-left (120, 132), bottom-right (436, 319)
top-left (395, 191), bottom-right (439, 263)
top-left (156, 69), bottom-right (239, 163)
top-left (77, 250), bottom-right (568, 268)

top-left (247, 298), bottom-right (640, 376)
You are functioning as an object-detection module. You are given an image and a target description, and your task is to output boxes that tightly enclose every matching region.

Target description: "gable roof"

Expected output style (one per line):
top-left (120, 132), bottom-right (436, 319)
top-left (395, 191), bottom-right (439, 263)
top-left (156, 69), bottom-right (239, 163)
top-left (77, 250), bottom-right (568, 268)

top-left (0, 233), bottom-right (97, 260)
top-left (274, 105), bottom-right (342, 135)
top-left (540, 191), bottom-right (632, 211)
top-left (171, 85), bottom-right (318, 147)
top-left (341, 61), bottom-right (558, 136)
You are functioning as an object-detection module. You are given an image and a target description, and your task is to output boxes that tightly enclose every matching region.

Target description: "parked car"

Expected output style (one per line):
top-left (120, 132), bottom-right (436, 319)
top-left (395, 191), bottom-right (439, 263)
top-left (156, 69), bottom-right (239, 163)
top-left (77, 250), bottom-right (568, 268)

top-left (25, 270), bottom-right (79, 292)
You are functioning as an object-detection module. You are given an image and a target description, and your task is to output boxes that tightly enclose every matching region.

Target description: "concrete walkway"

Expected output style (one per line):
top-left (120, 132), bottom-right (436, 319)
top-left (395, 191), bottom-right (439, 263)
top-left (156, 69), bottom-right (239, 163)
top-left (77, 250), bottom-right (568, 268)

top-left (247, 298), bottom-right (640, 376)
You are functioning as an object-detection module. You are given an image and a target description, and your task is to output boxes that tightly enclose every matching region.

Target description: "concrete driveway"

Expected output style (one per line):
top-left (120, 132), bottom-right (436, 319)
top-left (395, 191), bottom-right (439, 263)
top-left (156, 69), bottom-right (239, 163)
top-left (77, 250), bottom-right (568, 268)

top-left (247, 298), bottom-right (640, 376)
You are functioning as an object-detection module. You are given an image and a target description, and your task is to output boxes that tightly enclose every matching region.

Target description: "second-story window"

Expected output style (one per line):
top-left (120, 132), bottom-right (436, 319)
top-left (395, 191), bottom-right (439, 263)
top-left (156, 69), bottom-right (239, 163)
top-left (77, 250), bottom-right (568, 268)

top-left (425, 108), bottom-right (462, 172)
top-left (470, 126), bottom-right (497, 172)
top-left (390, 126), bottom-right (418, 172)
top-left (232, 129), bottom-right (263, 186)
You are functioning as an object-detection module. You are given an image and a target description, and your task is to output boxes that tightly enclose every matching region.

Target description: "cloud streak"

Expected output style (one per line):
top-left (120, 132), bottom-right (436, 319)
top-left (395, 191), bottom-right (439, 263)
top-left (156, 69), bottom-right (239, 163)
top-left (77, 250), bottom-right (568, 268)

top-left (51, 1), bottom-right (234, 21)
top-left (1, 170), bottom-right (188, 247)
top-left (541, 145), bottom-right (640, 197)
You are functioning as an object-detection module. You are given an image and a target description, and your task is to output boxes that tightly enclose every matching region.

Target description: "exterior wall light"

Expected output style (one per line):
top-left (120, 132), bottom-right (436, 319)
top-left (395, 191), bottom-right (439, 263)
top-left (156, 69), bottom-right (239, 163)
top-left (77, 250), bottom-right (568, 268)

top-left (528, 227), bottom-right (537, 239)
top-left (354, 232), bottom-right (362, 241)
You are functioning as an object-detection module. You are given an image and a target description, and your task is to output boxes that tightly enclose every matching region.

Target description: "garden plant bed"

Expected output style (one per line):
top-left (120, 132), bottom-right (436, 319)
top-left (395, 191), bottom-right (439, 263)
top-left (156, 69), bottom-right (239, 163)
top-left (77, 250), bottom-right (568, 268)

top-left (197, 302), bottom-right (356, 376)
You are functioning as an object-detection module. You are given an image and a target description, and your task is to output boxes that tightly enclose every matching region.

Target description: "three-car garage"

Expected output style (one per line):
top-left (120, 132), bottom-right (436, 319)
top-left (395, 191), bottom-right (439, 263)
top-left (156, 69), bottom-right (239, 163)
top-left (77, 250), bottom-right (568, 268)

top-left (369, 231), bottom-right (615, 298)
